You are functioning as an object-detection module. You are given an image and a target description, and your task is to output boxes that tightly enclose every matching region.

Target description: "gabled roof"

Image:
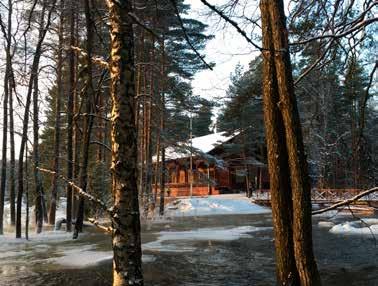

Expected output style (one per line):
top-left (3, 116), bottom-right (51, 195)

top-left (163, 131), bottom-right (237, 160)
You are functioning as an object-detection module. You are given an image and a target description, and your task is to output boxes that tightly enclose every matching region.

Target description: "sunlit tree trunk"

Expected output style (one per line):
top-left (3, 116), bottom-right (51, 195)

top-left (107, 0), bottom-right (143, 284)
top-left (260, 1), bottom-right (299, 284)
top-left (266, 1), bottom-right (321, 285)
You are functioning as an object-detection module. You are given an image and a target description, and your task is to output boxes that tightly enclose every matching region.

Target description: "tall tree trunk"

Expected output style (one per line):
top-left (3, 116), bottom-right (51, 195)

top-left (73, 0), bottom-right (96, 239)
top-left (16, 0), bottom-right (55, 238)
top-left (158, 39), bottom-right (166, 216)
top-left (107, 0), bottom-right (143, 285)
top-left (33, 71), bottom-right (47, 233)
top-left (144, 61), bottom-right (154, 217)
top-left (25, 143), bottom-right (29, 240)
top-left (72, 9), bottom-right (80, 222)
top-left (9, 71), bottom-right (16, 226)
top-left (0, 0), bottom-right (13, 234)
top-left (66, 0), bottom-right (76, 232)
top-left (0, 41), bottom-right (9, 236)
top-left (266, 1), bottom-right (321, 285)
top-left (260, 1), bottom-right (299, 284)
top-left (48, 0), bottom-right (64, 225)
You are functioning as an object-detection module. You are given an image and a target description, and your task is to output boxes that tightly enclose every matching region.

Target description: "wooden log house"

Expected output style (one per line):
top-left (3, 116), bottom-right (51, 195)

top-left (156, 132), bottom-right (270, 197)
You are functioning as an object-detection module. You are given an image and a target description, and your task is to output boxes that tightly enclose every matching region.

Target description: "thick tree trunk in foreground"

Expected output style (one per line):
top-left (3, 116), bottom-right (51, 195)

top-left (259, 1), bottom-right (321, 285)
top-left (107, 0), bottom-right (143, 285)
top-left (267, 2), bottom-right (321, 285)
top-left (260, 1), bottom-right (299, 284)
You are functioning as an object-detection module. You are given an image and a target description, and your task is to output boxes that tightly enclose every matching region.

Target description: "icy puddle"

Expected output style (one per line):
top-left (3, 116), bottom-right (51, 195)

top-left (143, 225), bottom-right (272, 253)
top-left (0, 213), bottom-right (377, 286)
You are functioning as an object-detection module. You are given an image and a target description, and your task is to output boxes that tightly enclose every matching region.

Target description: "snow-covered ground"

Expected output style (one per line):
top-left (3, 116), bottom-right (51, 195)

top-left (163, 194), bottom-right (271, 217)
top-left (3, 197), bottom-right (67, 229)
top-left (329, 218), bottom-right (378, 236)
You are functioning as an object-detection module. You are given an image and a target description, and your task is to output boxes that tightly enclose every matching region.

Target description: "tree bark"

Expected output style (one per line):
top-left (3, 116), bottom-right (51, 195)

top-left (73, 0), bottom-right (96, 239)
top-left (33, 69), bottom-right (47, 233)
top-left (260, 1), bottom-right (299, 284)
top-left (267, 1), bottom-right (321, 285)
top-left (48, 0), bottom-right (64, 226)
top-left (0, 36), bottom-right (9, 235)
top-left (9, 70), bottom-right (16, 226)
top-left (159, 39), bottom-right (166, 216)
top-left (0, 0), bottom-right (13, 234)
top-left (66, 0), bottom-right (76, 232)
top-left (107, 0), bottom-right (143, 284)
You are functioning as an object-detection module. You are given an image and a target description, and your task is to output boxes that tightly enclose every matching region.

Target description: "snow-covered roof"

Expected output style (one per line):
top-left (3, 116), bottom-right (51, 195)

top-left (163, 131), bottom-right (236, 161)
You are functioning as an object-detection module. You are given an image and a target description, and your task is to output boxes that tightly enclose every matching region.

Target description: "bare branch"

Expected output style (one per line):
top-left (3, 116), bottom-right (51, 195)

top-left (312, 187), bottom-right (378, 215)
top-left (127, 12), bottom-right (160, 39)
top-left (90, 140), bottom-right (111, 152)
top-left (88, 218), bottom-right (113, 233)
top-left (70, 46), bottom-right (109, 69)
top-left (37, 167), bottom-right (112, 215)
top-left (291, 17), bottom-right (378, 46)
top-left (199, 0), bottom-right (263, 51)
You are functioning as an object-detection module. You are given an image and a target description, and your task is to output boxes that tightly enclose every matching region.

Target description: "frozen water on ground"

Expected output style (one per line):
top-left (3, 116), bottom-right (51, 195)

top-left (143, 225), bottom-right (272, 253)
top-left (164, 194), bottom-right (271, 217)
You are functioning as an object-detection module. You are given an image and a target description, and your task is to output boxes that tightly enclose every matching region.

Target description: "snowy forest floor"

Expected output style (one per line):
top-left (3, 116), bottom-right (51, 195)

top-left (0, 195), bottom-right (377, 286)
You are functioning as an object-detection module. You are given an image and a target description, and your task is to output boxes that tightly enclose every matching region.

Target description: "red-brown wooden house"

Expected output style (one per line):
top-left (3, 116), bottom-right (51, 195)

top-left (156, 131), bottom-right (270, 197)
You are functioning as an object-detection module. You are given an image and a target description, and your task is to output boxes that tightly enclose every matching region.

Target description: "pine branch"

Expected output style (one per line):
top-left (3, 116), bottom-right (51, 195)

top-left (312, 187), bottom-right (378, 215)
top-left (169, 0), bottom-right (214, 70)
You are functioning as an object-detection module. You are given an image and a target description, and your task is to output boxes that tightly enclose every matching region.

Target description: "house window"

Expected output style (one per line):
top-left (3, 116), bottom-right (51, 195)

top-left (235, 167), bottom-right (247, 184)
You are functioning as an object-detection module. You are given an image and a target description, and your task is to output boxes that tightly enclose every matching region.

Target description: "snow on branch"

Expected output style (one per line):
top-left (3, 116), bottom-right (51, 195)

top-left (312, 187), bottom-right (378, 215)
top-left (37, 167), bottom-right (112, 215)
top-left (70, 46), bottom-right (109, 69)
top-left (88, 218), bottom-right (113, 233)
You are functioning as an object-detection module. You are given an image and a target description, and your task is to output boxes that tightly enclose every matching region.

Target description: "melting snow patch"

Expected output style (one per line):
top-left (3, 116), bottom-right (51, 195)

top-left (143, 225), bottom-right (271, 253)
top-left (318, 221), bottom-right (335, 228)
top-left (330, 218), bottom-right (378, 235)
top-left (165, 195), bottom-right (270, 217)
top-left (50, 245), bottom-right (156, 267)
